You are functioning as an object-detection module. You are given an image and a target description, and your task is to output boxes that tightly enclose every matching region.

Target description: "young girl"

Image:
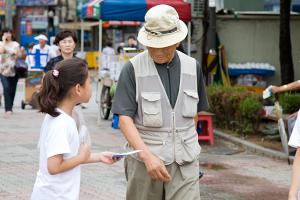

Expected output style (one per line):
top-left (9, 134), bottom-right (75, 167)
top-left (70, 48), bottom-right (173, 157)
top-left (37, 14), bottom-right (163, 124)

top-left (31, 58), bottom-right (118, 200)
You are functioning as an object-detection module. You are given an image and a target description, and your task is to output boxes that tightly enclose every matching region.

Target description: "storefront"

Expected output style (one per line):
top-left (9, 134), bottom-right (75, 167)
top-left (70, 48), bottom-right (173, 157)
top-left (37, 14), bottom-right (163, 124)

top-left (79, 0), bottom-right (142, 52)
top-left (0, 0), bottom-right (5, 29)
top-left (81, 0), bottom-right (192, 55)
top-left (15, 0), bottom-right (59, 48)
top-left (0, 0), bottom-right (15, 30)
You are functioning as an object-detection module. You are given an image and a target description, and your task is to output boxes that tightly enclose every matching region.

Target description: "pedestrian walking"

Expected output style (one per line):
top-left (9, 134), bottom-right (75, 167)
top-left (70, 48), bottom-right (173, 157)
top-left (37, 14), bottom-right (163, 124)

top-left (0, 28), bottom-right (21, 118)
top-left (112, 5), bottom-right (209, 200)
top-left (32, 34), bottom-right (51, 68)
top-left (31, 58), bottom-right (120, 200)
top-left (102, 41), bottom-right (115, 56)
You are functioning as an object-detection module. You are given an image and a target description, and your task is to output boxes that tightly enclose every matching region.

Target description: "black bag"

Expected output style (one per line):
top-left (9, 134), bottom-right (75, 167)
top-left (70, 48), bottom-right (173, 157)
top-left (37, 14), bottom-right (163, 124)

top-left (15, 58), bottom-right (28, 78)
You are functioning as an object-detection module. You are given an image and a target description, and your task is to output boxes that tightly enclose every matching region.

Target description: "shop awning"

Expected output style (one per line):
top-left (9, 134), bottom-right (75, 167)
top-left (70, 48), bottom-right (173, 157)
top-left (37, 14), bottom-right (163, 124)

top-left (59, 21), bottom-right (141, 30)
top-left (82, 0), bottom-right (191, 22)
top-left (82, 0), bottom-right (102, 20)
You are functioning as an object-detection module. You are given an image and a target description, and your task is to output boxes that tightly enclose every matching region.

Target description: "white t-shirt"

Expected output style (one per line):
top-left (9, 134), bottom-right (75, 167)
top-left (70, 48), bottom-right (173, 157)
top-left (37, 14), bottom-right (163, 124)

top-left (102, 46), bottom-right (115, 55)
top-left (49, 45), bottom-right (60, 59)
top-left (31, 44), bottom-right (51, 67)
top-left (289, 110), bottom-right (300, 148)
top-left (31, 108), bottom-right (81, 200)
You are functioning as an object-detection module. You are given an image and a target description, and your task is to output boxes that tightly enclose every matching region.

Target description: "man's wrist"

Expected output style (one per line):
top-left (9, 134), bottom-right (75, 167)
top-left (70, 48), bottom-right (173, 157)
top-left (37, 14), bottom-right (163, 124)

top-left (139, 150), bottom-right (152, 161)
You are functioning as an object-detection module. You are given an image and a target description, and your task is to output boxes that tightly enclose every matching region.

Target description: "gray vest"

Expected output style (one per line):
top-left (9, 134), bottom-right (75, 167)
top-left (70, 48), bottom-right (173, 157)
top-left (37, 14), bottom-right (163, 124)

top-left (128, 50), bottom-right (201, 165)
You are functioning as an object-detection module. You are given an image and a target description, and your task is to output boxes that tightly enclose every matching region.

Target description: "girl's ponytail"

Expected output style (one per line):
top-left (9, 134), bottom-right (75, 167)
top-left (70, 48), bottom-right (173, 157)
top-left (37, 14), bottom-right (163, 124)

top-left (38, 70), bottom-right (61, 117)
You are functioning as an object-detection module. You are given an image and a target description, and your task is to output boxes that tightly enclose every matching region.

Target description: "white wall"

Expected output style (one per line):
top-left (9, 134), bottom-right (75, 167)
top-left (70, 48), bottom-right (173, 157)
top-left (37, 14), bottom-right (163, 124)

top-left (192, 15), bottom-right (300, 85)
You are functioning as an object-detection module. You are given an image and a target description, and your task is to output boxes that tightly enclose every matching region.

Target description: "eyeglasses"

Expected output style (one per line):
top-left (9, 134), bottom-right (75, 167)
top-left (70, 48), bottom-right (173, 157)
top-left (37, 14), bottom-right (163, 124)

top-left (59, 39), bottom-right (75, 45)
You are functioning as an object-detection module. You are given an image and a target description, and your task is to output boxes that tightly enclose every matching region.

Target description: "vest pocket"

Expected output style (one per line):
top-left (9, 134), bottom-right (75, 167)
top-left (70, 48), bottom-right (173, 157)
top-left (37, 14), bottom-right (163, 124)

top-left (180, 129), bottom-right (201, 162)
top-left (182, 90), bottom-right (199, 117)
top-left (141, 92), bottom-right (163, 127)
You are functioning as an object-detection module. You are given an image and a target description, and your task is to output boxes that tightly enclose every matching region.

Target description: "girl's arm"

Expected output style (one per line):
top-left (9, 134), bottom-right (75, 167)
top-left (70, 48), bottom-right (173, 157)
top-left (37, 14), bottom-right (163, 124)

top-left (84, 152), bottom-right (118, 165)
top-left (289, 148), bottom-right (300, 200)
top-left (47, 144), bottom-right (90, 175)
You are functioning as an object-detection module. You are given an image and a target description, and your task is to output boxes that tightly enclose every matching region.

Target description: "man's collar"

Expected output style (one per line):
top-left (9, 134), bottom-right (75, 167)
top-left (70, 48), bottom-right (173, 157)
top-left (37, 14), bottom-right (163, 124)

top-left (154, 52), bottom-right (178, 67)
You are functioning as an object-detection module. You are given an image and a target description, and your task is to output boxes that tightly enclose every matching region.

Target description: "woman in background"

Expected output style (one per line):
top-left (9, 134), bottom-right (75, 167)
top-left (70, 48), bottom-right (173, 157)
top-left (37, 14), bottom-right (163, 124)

top-left (0, 28), bottom-right (21, 117)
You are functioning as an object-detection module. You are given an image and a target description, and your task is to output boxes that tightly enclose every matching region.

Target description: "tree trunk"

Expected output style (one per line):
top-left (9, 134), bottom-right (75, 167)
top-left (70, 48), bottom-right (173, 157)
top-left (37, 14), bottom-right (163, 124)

top-left (280, 0), bottom-right (294, 84)
top-left (202, 0), bottom-right (209, 85)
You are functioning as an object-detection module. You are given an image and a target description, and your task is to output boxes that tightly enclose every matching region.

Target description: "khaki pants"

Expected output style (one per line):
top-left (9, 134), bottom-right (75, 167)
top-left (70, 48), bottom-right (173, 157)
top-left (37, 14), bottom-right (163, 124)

top-left (124, 156), bottom-right (201, 200)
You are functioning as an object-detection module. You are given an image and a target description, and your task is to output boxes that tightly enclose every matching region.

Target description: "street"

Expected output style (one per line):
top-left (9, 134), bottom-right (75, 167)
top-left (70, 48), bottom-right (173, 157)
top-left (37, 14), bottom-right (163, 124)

top-left (0, 78), bottom-right (292, 200)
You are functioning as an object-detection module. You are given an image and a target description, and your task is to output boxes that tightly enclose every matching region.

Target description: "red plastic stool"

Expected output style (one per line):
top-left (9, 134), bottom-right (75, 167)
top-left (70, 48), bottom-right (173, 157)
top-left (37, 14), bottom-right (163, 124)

top-left (195, 111), bottom-right (214, 145)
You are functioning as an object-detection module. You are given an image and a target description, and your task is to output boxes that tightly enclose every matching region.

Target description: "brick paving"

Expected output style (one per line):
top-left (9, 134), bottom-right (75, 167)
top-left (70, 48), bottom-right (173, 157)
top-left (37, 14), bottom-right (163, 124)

top-left (0, 79), bottom-right (292, 200)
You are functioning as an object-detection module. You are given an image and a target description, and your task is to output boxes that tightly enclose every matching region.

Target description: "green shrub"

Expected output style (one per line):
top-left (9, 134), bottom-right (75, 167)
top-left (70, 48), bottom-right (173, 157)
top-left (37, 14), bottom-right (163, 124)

top-left (239, 95), bottom-right (263, 135)
top-left (278, 93), bottom-right (300, 114)
top-left (207, 84), bottom-right (263, 135)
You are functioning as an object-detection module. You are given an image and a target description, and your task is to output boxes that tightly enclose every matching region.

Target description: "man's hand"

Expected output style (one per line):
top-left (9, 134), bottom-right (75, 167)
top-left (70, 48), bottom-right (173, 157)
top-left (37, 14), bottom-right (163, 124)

top-left (119, 116), bottom-right (171, 182)
top-left (141, 152), bottom-right (171, 182)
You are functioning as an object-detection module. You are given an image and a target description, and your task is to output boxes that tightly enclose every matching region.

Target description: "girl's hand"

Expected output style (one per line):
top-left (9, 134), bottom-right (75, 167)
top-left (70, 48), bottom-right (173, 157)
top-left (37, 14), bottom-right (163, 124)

top-left (78, 143), bottom-right (91, 163)
top-left (99, 151), bottom-right (121, 164)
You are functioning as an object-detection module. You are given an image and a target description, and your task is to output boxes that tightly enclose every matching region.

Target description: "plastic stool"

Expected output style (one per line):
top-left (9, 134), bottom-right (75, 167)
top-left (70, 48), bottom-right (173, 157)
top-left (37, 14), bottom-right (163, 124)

top-left (195, 112), bottom-right (214, 145)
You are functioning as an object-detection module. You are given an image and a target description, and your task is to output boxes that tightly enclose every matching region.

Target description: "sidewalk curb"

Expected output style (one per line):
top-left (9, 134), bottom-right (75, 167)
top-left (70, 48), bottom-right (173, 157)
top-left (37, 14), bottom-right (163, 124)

top-left (214, 129), bottom-right (295, 162)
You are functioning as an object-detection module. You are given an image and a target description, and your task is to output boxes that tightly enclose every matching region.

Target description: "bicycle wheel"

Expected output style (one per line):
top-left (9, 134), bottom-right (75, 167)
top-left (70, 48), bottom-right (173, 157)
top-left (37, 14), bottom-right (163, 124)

top-left (100, 86), bottom-right (111, 120)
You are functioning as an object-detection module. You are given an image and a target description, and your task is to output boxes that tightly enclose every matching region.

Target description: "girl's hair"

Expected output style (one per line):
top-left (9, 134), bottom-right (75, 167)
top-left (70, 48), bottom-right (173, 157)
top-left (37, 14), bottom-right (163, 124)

top-left (54, 30), bottom-right (78, 45)
top-left (38, 58), bottom-right (88, 117)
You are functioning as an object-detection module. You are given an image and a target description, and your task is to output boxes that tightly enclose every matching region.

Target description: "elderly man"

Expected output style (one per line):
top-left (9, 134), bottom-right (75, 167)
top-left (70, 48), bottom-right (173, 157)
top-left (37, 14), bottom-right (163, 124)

top-left (112, 5), bottom-right (209, 200)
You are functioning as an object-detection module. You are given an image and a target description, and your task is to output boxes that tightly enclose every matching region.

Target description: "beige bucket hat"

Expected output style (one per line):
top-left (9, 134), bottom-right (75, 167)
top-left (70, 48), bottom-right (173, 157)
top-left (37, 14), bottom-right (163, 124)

top-left (137, 4), bottom-right (188, 48)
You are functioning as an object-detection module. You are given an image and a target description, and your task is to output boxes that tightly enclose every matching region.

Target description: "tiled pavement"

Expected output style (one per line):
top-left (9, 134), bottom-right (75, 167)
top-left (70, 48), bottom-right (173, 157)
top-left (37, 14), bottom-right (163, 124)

top-left (0, 79), bottom-right (292, 200)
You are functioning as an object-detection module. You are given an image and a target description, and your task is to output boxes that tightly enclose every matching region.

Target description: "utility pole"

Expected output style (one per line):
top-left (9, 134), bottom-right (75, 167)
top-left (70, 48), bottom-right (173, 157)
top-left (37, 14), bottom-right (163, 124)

top-left (202, 0), bottom-right (217, 85)
top-left (207, 0), bottom-right (216, 52)
top-left (80, 0), bottom-right (84, 52)
top-left (5, 0), bottom-right (13, 29)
